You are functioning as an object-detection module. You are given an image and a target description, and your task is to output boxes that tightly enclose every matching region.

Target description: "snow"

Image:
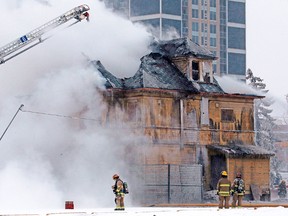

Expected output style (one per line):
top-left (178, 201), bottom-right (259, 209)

top-left (1, 207), bottom-right (288, 216)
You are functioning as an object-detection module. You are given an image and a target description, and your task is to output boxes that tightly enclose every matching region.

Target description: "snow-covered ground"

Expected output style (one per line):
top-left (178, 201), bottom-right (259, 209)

top-left (1, 207), bottom-right (288, 216)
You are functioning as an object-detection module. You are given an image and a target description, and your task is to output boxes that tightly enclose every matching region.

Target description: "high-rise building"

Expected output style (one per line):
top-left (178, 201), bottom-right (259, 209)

top-left (101, 0), bottom-right (246, 80)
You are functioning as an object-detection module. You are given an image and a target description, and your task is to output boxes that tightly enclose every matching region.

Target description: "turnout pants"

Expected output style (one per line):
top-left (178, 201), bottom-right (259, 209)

top-left (115, 193), bottom-right (125, 210)
top-left (232, 194), bottom-right (243, 207)
top-left (219, 196), bottom-right (230, 209)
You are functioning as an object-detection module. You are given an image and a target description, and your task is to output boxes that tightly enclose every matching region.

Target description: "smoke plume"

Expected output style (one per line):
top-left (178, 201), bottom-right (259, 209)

top-left (0, 0), bottom-right (151, 210)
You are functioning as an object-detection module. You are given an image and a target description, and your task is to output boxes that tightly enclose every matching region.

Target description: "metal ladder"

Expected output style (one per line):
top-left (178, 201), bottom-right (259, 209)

top-left (0, 4), bottom-right (90, 64)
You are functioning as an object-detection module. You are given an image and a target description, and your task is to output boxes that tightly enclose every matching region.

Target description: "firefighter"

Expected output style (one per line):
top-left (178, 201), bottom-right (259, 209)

top-left (83, 12), bottom-right (90, 21)
top-left (231, 172), bottom-right (245, 207)
top-left (216, 171), bottom-right (231, 209)
top-left (278, 180), bottom-right (287, 199)
top-left (112, 174), bottom-right (125, 210)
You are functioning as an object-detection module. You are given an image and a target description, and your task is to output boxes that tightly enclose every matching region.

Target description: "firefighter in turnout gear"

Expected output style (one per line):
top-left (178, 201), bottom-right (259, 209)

top-left (231, 172), bottom-right (245, 207)
top-left (216, 171), bottom-right (231, 209)
top-left (112, 174), bottom-right (125, 211)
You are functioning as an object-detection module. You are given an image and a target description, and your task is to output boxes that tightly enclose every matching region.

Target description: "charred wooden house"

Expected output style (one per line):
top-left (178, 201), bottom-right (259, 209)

top-left (90, 38), bottom-right (274, 204)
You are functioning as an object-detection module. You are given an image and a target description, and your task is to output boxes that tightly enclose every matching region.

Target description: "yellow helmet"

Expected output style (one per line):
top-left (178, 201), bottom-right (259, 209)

top-left (221, 171), bottom-right (228, 176)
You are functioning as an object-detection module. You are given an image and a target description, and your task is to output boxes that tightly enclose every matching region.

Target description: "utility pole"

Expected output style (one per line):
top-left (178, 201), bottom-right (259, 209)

top-left (0, 104), bottom-right (24, 141)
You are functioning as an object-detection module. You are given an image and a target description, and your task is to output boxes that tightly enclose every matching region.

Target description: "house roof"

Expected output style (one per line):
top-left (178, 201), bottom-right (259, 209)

top-left (193, 80), bottom-right (225, 94)
top-left (123, 53), bottom-right (198, 92)
top-left (150, 37), bottom-right (217, 60)
top-left (207, 144), bottom-right (274, 159)
top-left (89, 38), bottom-right (260, 97)
top-left (90, 60), bottom-right (123, 89)
top-left (90, 38), bottom-right (222, 93)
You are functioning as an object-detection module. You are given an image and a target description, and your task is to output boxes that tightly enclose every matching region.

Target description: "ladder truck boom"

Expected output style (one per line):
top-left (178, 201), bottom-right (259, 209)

top-left (0, 4), bottom-right (90, 64)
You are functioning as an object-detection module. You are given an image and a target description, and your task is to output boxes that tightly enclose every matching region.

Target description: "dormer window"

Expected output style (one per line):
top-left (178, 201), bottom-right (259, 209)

top-left (192, 61), bottom-right (199, 80)
top-left (203, 61), bottom-right (213, 83)
top-left (188, 59), bottom-right (213, 83)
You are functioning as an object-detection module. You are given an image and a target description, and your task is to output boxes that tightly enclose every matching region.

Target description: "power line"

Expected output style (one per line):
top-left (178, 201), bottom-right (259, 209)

top-left (20, 107), bottom-right (100, 122)
top-left (18, 106), bottom-right (288, 134)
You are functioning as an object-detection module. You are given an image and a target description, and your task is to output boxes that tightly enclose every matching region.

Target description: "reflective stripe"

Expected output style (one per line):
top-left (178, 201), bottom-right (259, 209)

top-left (236, 191), bottom-right (245, 195)
top-left (219, 191), bottom-right (230, 196)
top-left (220, 184), bottom-right (230, 187)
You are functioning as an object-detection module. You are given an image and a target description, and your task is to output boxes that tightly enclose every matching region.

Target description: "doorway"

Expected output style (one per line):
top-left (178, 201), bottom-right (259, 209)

top-left (210, 154), bottom-right (226, 189)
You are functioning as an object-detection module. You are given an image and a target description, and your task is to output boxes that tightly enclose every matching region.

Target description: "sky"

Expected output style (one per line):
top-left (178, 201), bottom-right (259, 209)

top-left (246, 0), bottom-right (288, 118)
top-left (0, 0), bottom-right (287, 211)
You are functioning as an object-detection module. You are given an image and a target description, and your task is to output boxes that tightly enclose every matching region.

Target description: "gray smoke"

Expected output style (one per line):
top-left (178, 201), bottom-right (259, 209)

top-left (0, 0), bottom-right (151, 210)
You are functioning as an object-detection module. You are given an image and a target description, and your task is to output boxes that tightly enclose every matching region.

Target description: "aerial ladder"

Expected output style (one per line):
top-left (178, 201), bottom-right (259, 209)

top-left (0, 4), bottom-right (90, 65)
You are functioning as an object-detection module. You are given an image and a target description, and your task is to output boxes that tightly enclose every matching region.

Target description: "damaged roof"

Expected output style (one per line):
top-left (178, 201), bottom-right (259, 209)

top-left (207, 144), bottom-right (275, 159)
top-left (150, 37), bottom-right (217, 60)
top-left (89, 37), bottom-right (248, 95)
top-left (124, 53), bottom-right (198, 92)
top-left (90, 60), bottom-right (123, 89)
top-left (193, 80), bottom-right (225, 94)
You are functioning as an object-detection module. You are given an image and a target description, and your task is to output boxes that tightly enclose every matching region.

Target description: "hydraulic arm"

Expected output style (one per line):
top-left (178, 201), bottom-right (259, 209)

top-left (0, 4), bottom-right (90, 64)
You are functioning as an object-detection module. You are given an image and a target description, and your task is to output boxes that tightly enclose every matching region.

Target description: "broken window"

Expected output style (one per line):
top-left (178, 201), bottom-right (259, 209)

top-left (203, 61), bottom-right (211, 83)
top-left (192, 61), bottom-right (199, 80)
top-left (221, 109), bottom-right (234, 122)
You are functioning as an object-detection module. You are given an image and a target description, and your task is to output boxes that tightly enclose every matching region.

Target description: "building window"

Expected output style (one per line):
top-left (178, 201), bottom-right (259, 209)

top-left (192, 9), bottom-right (199, 18)
top-left (130, 0), bottom-right (160, 16)
top-left (192, 0), bottom-right (198, 5)
top-left (192, 22), bottom-right (199, 32)
top-left (210, 0), bottom-right (216, 7)
top-left (210, 11), bottom-right (216, 20)
top-left (220, 64), bottom-right (226, 73)
top-left (183, 7), bottom-right (187, 16)
top-left (228, 53), bottom-right (246, 76)
top-left (228, 27), bottom-right (246, 50)
top-left (162, 0), bottom-right (181, 16)
top-left (210, 24), bottom-right (216, 34)
top-left (183, 28), bottom-right (188, 37)
top-left (183, 0), bottom-right (188, 6)
top-left (192, 61), bottom-right (199, 80)
top-left (183, 20), bottom-right (188, 28)
top-left (213, 62), bottom-right (217, 73)
top-left (210, 37), bottom-right (216, 47)
top-left (163, 18), bottom-right (181, 36)
top-left (228, 1), bottom-right (245, 24)
top-left (221, 109), bottom-right (234, 122)
top-left (192, 35), bottom-right (199, 44)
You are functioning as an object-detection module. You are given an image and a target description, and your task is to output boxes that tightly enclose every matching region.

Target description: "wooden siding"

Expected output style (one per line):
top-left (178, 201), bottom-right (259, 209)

top-left (102, 89), bottom-right (270, 197)
top-left (228, 158), bottom-right (270, 196)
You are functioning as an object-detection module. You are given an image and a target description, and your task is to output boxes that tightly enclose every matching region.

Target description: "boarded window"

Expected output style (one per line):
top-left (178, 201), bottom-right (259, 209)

top-left (201, 98), bottom-right (209, 125)
top-left (221, 109), bottom-right (234, 122)
top-left (127, 100), bottom-right (140, 122)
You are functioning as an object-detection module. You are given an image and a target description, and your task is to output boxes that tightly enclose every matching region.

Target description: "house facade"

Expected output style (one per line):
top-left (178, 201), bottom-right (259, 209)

top-left (92, 38), bottom-right (273, 203)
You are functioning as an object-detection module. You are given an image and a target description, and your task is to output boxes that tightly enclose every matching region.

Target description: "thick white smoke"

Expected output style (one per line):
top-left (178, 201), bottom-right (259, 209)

top-left (0, 0), bottom-right (151, 210)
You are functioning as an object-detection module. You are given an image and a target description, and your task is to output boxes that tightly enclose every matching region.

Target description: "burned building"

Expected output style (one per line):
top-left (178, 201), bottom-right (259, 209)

top-left (90, 38), bottom-right (274, 204)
